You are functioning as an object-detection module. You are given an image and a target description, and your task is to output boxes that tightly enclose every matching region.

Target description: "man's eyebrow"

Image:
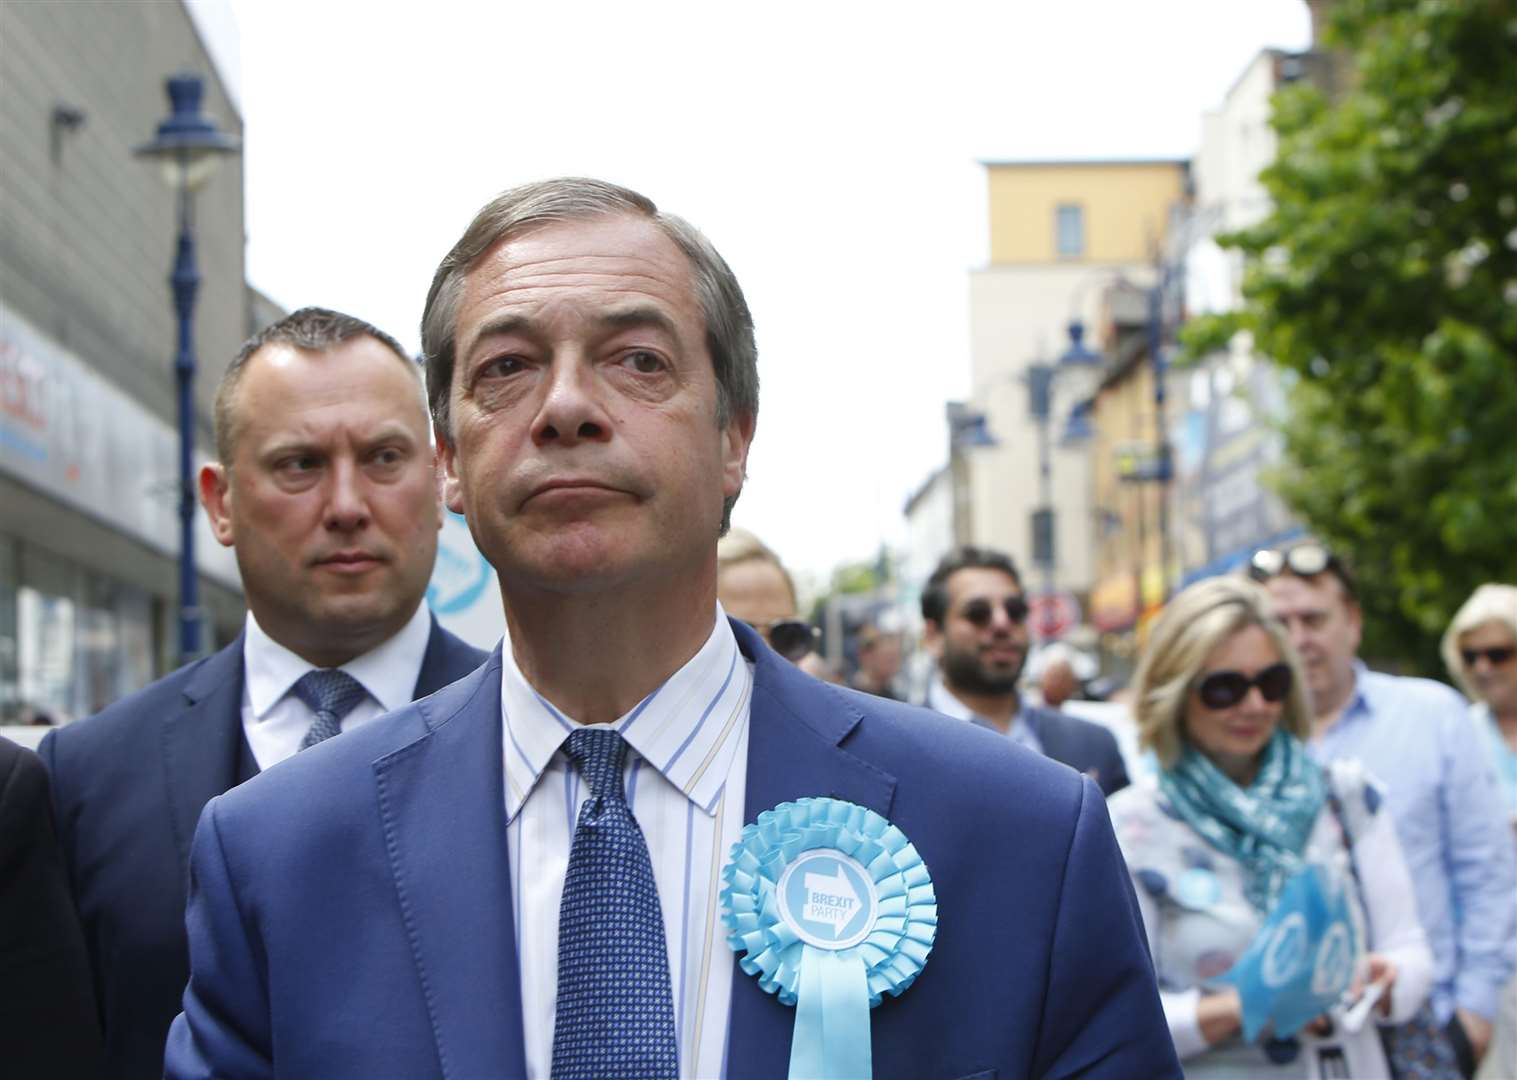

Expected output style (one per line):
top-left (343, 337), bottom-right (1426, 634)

top-left (596, 305), bottom-right (679, 338)
top-left (464, 314), bottom-right (533, 360)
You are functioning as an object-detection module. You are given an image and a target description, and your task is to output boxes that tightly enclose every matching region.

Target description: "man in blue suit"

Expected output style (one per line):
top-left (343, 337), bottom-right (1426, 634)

top-left (921, 546), bottom-right (1131, 797)
top-left (42, 308), bottom-right (486, 1079)
top-left (166, 180), bottom-right (1178, 1078)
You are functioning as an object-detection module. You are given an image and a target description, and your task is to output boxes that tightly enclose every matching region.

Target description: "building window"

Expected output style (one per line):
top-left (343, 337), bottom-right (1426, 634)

top-left (1055, 204), bottom-right (1085, 258)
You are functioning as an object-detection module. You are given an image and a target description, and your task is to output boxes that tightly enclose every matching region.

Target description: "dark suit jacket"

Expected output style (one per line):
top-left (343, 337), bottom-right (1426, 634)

top-left (1025, 705), bottom-right (1131, 797)
top-left (39, 618), bottom-right (485, 1080)
top-left (0, 736), bottom-right (103, 1080)
top-left (164, 619), bottom-right (1178, 1079)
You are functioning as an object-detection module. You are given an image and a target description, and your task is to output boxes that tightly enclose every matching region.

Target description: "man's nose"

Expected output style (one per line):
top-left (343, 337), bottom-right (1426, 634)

top-left (532, 359), bottom-right (612, 448)
top-left (324, 459), bottom-right (370, 531)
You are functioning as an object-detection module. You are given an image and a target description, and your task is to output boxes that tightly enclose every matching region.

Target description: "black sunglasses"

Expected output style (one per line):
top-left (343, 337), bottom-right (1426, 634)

top-left (1461, 645), bottom-right (1516, 668)
top-left (1195, 662), bottom-right (1293, 710)
top-left (754, 618), bottom-right (820, 661)
top-left (1248, 542), bottom-right (1358, 600)
top-left (959, 596), bottom-right (1030, 629)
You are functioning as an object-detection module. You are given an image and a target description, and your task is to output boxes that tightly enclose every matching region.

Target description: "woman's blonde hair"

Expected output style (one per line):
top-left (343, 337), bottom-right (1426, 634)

top-left (716, 527), bottom-right (799, 611)
top-left (1133, 576), bottom-right (1313, 768)
top-left (1440, 584), bottom-right (1517, 700)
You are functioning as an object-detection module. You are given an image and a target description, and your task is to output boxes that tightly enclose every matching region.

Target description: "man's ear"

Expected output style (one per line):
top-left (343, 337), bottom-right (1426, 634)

top-left (198, 463), bottom-right (236, 548)
top-left (921, 619), bottom-right (945, 661)
top-left (720, 410), bottom-right (756, 503)
top-left (435, 425), bottom-right (466, 516)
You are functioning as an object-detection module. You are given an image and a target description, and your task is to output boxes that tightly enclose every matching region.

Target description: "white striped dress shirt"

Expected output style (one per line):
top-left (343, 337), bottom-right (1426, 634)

top-left (501, 606), bottom-right (752, 1080)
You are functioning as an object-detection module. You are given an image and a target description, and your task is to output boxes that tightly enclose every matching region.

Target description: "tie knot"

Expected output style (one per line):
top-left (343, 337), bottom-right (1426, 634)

top-left (563, 728), bottom-right (629, 802)
top-left (291, 668), bottom-right (368, 720)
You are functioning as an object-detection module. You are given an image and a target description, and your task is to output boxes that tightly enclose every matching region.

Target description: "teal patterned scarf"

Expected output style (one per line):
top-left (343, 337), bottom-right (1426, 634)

top-left (1158, 729), bottom-right (1327, 913)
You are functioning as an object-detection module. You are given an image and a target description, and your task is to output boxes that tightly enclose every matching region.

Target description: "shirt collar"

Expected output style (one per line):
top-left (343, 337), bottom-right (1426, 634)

top-left (1336, 660), bottom-right (1374, 726)
top-left (242, 602), bottom-right (433, 721)
top-left (926, 675), bottom-right (1039, 735)
top-left (498, 604), bottom-right (751, 823)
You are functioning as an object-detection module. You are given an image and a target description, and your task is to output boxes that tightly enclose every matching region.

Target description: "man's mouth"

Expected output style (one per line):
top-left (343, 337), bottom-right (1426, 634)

top-left (316, 550), bottom-right (383, 572)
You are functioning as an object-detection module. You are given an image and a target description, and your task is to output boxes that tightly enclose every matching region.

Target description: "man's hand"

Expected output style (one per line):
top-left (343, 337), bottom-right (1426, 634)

top-left (1455, 1007), bottom-right (1493, 1063)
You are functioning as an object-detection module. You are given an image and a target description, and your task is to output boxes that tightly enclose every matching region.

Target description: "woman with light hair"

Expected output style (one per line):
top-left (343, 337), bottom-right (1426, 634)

top-left (715, 528), bottom-right (837, 682)
top-left (1442, 584), bottom-right (1517, 1080)
top-left (1442, 584), bottom-right (1517, 822)
top-left (1109, 576), bottom-right (1435, 1076)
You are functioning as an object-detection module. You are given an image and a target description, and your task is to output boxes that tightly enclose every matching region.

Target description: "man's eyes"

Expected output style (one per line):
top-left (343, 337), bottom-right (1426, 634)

top-left (276, 454), bottom-right (321, 473)
top-left (619, 349), bottom-right (665, 374)
top-left (476, 355), bottom-right (525, 380)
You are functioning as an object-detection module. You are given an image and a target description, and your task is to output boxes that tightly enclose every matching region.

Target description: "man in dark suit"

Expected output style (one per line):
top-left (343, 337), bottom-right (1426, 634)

top-left (0, 735), bottom-right (102, 1079)
top-left (165, 179), bottom-right (1177, 1078)
top-left (921, 546), bottom-right (1130, 796)
top-left (41, 308), bottom-right (486, 1079)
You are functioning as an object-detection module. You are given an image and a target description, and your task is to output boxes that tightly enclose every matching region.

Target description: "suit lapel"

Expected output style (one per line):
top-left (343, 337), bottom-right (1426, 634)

top-left (726, 619), bottom-right (898, 1078)
top-left (372, 652), bottom-right (526, 1079)
top-left (160, 637), bottom-right (248, 875)
top-left (412, 616), bottom-right (481, 697)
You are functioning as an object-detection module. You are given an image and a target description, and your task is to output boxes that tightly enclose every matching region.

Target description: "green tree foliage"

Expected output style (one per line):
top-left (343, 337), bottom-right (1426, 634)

top-left (1185, 0), bottom-right (1517, 673)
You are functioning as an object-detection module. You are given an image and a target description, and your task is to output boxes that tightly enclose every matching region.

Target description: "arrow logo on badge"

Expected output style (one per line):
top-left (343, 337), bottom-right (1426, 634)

top-left (803, 864), bottom-right (861, 937)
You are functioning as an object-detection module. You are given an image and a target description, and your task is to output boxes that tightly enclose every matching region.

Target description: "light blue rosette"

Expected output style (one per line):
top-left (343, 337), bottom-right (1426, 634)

top-left (721, 797), bottom-right (937, 1080)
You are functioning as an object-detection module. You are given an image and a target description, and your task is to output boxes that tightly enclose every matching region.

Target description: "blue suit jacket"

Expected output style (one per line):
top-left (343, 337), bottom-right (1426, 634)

top-left (166, 620), bottom-right (1179, 1079)
top-left (40, 618), bottom-right (486, 1080)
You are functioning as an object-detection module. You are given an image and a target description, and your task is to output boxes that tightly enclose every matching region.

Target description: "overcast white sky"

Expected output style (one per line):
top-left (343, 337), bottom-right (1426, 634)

top-left (194, 0), bottom-right (1310, 583)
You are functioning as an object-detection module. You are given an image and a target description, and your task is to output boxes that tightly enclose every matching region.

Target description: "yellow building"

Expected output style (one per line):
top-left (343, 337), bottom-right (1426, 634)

top-left (963, 160), bottom-right (1186, 618)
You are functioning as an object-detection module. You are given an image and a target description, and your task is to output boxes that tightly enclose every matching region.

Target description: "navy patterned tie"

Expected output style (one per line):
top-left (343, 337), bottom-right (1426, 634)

top-left (290, 669), bottom-right (367, 750)
top-left (551, 728), bottom-right (678, 1080)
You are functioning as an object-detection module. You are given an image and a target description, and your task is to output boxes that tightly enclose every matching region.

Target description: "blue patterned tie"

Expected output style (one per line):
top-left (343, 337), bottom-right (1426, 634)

top-left (551, 728), bottom-right (678, 1080)
top-left (290, 669), bottom-right (367, 750)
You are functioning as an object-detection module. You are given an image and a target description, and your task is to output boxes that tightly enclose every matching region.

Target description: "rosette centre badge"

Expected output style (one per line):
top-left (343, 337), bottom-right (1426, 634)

top-left (778, 852), bottom-right (878, 950)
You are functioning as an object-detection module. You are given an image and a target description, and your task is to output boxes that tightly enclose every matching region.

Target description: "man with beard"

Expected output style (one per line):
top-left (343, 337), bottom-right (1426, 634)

top-left (922, 546), bottom-right (1129, 796)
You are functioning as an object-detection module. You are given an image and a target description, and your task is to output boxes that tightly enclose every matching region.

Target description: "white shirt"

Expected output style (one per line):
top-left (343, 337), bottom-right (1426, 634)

top-left (502, 605), bottom-right (752, 1080)
top-left (239, 603), bottom-right (433, 771)
top-left (925, 675), bottom-right (1043, 754)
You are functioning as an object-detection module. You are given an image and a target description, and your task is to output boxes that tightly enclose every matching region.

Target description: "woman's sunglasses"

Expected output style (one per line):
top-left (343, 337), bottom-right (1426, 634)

top-left (959, 596), bottom-right (1031, 629)
top-left (1194, 662), bottom-right (1293, 710)
top-left (755, 618), bottom-right (820, 661)
top-left (1461, 645), bottom-right (1516, 668)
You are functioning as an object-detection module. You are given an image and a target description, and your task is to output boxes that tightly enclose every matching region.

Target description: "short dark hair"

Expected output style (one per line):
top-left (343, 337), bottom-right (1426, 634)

top-left (419, 177), bottom-right (759, 531)
top-left (215, 307), bottom-right (416, 462)
top-left (921, 546), bottom-right (1023, 624)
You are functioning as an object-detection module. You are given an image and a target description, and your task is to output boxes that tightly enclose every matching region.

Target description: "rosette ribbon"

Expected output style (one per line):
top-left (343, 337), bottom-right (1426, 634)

top-left (721, 797), bottom-right (937, 1080)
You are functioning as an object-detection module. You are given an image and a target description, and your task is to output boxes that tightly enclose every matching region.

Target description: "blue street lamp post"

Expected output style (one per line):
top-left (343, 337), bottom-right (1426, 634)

top-left (1060, 273), bottom-right (1177, 606)
top-left (136, 74), bottom-right (240, 662)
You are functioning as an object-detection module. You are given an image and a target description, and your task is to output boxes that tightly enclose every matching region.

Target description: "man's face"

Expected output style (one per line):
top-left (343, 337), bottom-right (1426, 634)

top-left (199, 338), bottom-right (441, 665)
top-left (925, 567), bottom-right (1029, 697)
top-left (439, 214), bottom-right (752, 595)
top-left (1264, 572), bottom-right (1361, 717)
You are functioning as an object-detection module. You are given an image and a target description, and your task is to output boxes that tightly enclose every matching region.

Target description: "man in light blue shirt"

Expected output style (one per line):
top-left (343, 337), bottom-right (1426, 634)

top-left (1261, 545), bottom-right (1517, 1076)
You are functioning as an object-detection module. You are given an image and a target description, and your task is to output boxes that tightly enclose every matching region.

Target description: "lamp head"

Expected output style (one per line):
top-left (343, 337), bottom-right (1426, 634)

top-left (135, 72), bottom-right (240, 192)
top-left (1058, 319), bottom-right (1103, 369)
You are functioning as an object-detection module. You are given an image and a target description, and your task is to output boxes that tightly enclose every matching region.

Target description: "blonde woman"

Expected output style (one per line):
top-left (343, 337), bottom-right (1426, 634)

top-left (1442, 584), bottom-right (1517, 825)
top-left (1109, 577), bottom-right (1434, 1075)
top-left (1442, 584), bottom-right (1517, 1080)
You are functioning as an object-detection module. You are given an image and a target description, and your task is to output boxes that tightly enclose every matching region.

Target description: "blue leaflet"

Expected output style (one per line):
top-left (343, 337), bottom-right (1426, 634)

top-left (1218, 864), bottom-right (1360, 1041)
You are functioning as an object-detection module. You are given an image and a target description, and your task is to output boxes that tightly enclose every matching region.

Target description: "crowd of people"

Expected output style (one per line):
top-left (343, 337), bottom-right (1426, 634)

top-left (733, 532), bottom-right (1517, 1079)
top-left (1, 176), bottom-right (1513, 1079)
